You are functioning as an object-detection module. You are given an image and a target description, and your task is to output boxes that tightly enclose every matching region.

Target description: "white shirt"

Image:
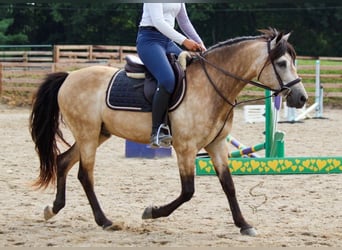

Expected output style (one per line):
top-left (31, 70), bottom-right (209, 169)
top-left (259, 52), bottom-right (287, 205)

top-left (139, 3), bottom-right (202, 45)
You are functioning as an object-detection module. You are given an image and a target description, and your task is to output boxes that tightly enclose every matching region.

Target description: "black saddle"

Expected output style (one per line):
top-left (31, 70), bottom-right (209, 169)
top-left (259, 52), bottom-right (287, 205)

top-left (105, 53), bottom-right (187, 112)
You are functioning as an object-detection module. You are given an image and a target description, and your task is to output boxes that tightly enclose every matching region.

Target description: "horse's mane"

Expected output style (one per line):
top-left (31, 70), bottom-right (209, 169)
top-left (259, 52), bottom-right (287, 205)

top-left (205, 27), bottom-right (296, 62)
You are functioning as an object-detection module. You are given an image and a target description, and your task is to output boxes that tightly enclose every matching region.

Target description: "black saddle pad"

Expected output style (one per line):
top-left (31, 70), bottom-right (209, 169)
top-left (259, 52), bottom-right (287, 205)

top-left (106, 70), bottom-right (152, 112)
top-left (105, 69), bottom-right (186, 112)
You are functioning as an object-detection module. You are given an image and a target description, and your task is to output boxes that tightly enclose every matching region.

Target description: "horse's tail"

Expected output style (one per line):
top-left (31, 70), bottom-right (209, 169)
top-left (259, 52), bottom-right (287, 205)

top-left (29, 72), bottom-right (69, 189)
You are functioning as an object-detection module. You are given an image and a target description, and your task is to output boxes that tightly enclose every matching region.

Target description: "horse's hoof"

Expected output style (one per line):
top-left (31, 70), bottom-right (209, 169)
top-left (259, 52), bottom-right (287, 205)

top-left (44, 205), bottom-right (56, 221)
top-left (142, 205), bottom-right (153, 219)
top-left (103, 222), bottom-right (124, 231)
top-left (240, 227), bottom-right (257, 236)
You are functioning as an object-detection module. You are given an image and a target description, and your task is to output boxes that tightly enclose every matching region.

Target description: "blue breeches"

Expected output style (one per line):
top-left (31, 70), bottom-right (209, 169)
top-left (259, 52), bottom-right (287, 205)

top-left (136, 28), bottom-right (182, 94)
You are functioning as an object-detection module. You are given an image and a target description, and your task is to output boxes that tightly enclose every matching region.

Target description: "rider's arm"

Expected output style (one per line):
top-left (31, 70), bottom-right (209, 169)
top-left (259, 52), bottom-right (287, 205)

top-left (176, 3), bottom-right (203, 44)
top-left (143, 3), bottom-right (187, 45)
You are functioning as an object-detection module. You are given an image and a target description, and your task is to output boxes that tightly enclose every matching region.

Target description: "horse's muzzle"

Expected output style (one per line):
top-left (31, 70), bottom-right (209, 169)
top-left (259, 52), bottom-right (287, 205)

top-left (286, 86), bottom-right (308, 108)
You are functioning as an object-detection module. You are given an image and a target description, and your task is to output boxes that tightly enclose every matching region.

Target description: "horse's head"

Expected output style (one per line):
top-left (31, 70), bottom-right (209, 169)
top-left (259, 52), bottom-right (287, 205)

top-left (258, 28), bottom-right (308, 108)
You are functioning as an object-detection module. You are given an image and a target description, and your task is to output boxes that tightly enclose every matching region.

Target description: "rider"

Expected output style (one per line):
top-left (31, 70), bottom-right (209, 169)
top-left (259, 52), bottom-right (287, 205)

top-left (136, 3), bottom-right (206, 148)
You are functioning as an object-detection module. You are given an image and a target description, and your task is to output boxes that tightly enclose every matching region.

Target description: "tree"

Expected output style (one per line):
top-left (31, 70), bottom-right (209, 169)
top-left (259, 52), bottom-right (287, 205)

top-left (4, 3), bottom-right (142, 45)
top-left (0, 2), bottom-right (341, 56)
top-left (0, 12), bottom-right (28, 45)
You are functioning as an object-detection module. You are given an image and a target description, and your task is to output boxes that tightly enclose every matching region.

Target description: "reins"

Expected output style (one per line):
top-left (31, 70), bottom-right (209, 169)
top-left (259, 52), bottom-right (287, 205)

top-left (195, 38), bottom-right (301, 146)
top-left (196, 39), bottom-right (301, 107)
top-left (197, 53), bottom-right (276, 108)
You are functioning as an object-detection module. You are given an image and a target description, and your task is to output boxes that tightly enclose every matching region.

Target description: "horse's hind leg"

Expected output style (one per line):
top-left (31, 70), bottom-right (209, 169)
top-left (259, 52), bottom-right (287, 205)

top-left (205, 139), bottom-right (257, 236)
top-left (76, 134), bottom-right (114, 229)
top-left (44, 143), bottom-right (80, 220)
top-left (44, 133), bottom-right (112, 228)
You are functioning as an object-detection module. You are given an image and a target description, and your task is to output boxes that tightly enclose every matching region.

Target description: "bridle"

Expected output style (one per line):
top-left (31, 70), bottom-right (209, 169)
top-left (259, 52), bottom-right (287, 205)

top-left (196, 38), bottom-right (302, 146)
top-left (197, 39), bottom-right (302, 107)
top-left (258, 40), bottom-right (302, 97)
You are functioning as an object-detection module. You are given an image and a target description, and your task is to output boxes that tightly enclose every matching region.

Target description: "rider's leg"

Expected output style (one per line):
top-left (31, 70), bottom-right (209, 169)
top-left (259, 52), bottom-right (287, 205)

top-left (150, 85), bottom-right (172, 148)
top-left (137, 30), bottom-right (177, 147)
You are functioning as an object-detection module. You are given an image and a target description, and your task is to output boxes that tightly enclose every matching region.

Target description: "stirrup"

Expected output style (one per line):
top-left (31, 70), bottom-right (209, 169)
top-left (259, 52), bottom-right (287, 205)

top-left (150, 124), bottom-right (172, 148)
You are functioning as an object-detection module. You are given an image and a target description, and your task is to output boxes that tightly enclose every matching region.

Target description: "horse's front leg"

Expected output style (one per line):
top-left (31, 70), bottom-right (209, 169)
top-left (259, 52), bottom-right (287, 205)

top-left (142, 148), bottom-right (196, 219)
top-left (205, 139), bottom-right (257, 236)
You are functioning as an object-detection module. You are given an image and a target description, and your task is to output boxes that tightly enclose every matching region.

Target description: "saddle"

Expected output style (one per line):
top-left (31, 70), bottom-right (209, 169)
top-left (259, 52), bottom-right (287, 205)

top-left (106, 52), bottom-right (190, 112)
top-left (124, 52), bottom-right (188, 106)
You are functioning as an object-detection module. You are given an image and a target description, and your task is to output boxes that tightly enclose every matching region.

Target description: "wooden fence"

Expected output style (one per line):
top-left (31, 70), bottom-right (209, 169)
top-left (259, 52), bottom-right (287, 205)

top-left (53, 45), bottom-right (137, 63)
top-left (0, 45), bottom-right (137, 97)
top-left (0, 46), bottom-right (341, 104)
top-left (0, 50), bottom-right (53, 63)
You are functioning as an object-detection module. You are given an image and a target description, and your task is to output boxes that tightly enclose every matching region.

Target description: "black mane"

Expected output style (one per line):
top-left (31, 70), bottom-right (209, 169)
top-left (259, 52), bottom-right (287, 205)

top-left (205, 27), bottom-right (296, 61)
top-left (206, 35), bottom-right (263, 52)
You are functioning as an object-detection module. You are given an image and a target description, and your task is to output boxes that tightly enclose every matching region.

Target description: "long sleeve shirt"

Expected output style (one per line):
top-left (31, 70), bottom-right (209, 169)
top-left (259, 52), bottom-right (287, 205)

top-left (139, 3), bottom-right (203, 45)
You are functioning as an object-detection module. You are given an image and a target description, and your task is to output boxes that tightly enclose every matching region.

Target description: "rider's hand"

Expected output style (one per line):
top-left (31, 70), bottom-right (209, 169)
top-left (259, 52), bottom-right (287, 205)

top-left (199, 43), bottom-right (207, 52)
top-left (182, 39), bottom-right (205, 52)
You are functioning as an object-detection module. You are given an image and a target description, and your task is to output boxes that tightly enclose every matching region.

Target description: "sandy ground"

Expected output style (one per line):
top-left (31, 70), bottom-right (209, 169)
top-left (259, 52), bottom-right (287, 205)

top-left (1, 104), bottom-right (342, 247)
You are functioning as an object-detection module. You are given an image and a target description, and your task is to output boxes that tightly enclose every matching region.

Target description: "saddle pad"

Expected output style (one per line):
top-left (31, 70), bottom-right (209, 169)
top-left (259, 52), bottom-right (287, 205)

top-left (105, 70), bottom-right (152, 112)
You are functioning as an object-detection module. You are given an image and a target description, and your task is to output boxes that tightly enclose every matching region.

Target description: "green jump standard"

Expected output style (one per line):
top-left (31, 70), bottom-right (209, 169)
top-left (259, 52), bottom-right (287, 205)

top-left (196, 156), bottom-right (342, 175)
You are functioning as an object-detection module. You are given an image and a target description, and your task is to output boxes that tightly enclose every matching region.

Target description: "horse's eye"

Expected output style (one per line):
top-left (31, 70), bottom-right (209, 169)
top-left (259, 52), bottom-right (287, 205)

top-left (276, 61), bottom-right (287, 68)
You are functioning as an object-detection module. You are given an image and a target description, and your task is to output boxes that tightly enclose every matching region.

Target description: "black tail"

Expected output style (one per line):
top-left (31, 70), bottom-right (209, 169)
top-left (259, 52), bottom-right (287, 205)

top-left (29, 72), bottom-right (69, 189)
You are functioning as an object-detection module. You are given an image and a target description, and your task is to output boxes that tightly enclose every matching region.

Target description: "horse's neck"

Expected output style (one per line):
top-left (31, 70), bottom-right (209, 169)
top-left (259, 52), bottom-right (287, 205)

top-left (192, 40), bottom-right (266, 104)
top-left (210, 40), bottom-right (265, 84)
top-left (173, 40), bottom-right (267, 143)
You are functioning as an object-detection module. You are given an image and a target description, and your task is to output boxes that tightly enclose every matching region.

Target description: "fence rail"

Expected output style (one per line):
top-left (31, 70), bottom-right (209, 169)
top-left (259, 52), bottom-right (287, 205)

top-left (0, 46), bottom-right (341, 105)
top-left (0, 61), bottom-right (123, 96)
top-left (0, 51), bottom-right (53, 62)
top-left (53, 45), bottom-right (137, 63)
top-left (0, 44), bottom-right (137, 64)
top-left (0, 45), bottom-right (138, 100)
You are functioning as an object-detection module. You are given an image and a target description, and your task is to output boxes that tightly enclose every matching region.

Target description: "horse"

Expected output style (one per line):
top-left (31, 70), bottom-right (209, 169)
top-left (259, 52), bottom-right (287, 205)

top-left (29, 28), bottom-right (307, 236)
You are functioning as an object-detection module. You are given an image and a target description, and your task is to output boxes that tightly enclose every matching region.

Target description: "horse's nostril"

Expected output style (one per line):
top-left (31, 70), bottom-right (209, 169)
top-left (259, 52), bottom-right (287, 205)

top-left (300, 95), bottom-right (307, 103)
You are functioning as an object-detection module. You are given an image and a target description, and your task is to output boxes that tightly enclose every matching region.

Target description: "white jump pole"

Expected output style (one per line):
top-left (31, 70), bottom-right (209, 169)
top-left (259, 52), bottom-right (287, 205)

top-left (294, 102), bottom-right (318, 121)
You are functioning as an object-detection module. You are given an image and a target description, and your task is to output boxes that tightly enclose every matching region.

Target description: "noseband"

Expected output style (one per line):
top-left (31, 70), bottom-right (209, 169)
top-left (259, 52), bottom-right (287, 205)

top-left (197, 39), bottom-right (302, 106)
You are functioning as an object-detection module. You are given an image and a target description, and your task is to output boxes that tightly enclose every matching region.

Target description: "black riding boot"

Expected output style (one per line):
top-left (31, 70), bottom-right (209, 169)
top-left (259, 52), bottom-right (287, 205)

top-left (150, 85), bottom-right (172, 148)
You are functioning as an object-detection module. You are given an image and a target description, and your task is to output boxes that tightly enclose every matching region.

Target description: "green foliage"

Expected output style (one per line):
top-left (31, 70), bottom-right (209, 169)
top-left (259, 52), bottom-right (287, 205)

top-left (0, 18), bottom-right (28, 44)
top-left (0, 2), bottom-right (341, 56)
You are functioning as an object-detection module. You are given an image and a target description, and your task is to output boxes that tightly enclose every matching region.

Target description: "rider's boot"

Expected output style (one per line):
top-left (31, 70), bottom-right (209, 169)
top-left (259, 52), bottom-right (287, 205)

top-left (150, 85), bottom-right (172, 148)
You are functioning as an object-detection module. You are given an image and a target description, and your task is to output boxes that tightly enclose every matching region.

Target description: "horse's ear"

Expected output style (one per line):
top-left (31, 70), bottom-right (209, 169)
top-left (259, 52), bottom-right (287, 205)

top-left (270, 31), bottom-right (289, 49)
top-left (276, 32), bottom-right (284, 43)
top-left (270, 36), bottom-right (277, 49)
top-left (270, 30), bottom-right (283, 49)
top-left (283, 32), bottom-right (291, 41)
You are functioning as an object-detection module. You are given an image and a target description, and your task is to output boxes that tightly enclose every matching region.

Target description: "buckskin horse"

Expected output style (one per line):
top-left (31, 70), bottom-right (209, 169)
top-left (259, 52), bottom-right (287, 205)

top-left (30, 28), bottom-right (307, 236)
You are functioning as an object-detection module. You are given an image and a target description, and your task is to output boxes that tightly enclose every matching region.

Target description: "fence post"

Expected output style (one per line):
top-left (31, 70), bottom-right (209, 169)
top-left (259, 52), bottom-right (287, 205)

top-left (53, 45), bottom-right (59, 63)
top-left (51, 63), bottom-right (56, 73)
top-left (119, 46), bottom-right (123, 62)
top-left (88, 45), bottom-right (93, 61)
top-left (23, 51), bottom-right (28, 62)
top-left (0, 63), bottom-right (2, 95)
